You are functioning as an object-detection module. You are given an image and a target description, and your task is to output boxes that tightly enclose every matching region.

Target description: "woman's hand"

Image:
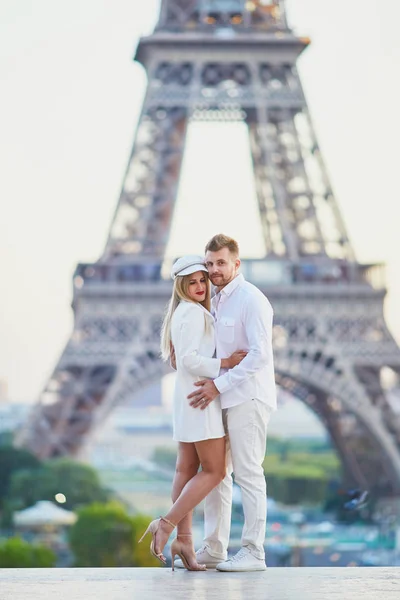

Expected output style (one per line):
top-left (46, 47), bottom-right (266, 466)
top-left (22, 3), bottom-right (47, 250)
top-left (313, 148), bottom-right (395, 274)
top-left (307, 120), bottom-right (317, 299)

top-left (221, 351), bottom-right (247, 369)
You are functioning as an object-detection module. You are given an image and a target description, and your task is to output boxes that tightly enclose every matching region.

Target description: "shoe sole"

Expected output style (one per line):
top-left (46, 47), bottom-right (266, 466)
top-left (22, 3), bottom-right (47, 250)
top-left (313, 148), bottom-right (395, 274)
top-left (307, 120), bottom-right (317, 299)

top-left (216, 566), bottom-right (267, 572)
top-left (174, 562), bottom-right (221, 569)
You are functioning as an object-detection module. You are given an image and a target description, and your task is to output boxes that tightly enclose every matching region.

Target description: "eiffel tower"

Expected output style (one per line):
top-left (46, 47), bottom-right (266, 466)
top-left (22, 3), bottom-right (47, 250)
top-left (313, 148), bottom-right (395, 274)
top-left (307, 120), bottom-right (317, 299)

top-left (16, 0), bottom-right (400, 496)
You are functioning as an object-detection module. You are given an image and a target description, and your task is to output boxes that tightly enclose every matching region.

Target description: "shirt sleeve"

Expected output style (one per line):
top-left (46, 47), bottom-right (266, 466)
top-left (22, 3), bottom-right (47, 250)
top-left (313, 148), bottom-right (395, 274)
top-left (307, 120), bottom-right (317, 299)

top-left (213, 294), bottom-right (273, 393)
top-left (177, 306), bottom-right (221, 378)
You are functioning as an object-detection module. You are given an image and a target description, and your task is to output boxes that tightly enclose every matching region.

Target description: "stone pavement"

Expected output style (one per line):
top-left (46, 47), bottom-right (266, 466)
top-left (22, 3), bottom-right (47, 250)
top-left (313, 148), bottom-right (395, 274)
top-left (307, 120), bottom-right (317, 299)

top-left (0, 567), bottom-right (399, 600)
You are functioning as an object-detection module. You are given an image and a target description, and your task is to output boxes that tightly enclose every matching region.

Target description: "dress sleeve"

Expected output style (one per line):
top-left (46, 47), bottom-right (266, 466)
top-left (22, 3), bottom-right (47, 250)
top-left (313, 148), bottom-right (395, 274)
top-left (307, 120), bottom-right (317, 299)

top-left (177, 306), bottom-right (221, 378)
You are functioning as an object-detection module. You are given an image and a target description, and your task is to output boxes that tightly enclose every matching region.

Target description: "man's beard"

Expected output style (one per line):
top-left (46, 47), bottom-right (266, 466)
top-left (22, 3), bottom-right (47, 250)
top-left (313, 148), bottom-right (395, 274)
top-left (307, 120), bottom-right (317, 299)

top-left (210, 271), bottom-right (235, 287)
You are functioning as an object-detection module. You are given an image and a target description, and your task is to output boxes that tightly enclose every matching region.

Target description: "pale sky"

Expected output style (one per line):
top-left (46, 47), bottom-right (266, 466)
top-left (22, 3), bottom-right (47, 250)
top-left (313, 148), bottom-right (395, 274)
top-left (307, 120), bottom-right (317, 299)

top-left (1, 1), bottom-right (399, 402)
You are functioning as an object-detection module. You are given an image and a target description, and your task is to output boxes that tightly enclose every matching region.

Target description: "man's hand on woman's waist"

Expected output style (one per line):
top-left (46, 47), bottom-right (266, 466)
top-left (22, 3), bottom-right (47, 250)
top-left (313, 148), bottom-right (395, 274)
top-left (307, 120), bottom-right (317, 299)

top-left (188, 379), bottom-right (219, 410)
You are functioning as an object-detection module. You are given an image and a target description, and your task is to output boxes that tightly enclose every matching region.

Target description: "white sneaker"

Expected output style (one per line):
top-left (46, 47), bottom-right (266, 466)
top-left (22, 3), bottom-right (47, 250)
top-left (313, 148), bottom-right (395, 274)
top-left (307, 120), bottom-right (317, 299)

top-left (174, 545), bottom-right (226, 569)
top-left (216, 547), bottom-right (267, 572)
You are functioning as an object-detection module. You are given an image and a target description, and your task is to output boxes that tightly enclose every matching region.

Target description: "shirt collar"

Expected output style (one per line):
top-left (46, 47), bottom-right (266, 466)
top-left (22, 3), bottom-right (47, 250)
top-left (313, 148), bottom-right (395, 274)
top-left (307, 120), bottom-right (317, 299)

top-left (182, 300), bottom-right (214, 321)
top-left (215, 273), bottom-right (244, 298)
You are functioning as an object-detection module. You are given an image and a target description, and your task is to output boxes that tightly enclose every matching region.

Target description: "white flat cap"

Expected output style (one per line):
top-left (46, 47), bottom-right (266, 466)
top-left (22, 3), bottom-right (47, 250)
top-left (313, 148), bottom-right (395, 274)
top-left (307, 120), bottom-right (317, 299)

top-left (171, 255), bottom-right (208, 279)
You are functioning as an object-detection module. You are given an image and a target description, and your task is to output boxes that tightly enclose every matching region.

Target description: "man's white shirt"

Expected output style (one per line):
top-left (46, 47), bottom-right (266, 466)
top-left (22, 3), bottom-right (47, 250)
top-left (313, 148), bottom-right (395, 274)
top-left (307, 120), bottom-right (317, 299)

top-left (212, 273), bottom-right (277, 411)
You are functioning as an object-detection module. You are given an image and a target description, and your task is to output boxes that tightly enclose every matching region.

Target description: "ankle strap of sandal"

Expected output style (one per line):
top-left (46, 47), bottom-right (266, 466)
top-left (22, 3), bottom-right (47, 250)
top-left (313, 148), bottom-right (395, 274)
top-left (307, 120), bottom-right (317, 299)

top-left (177, 533), bottom-right (192, 536)
top-left (160, 516), bottom-right (176, 529)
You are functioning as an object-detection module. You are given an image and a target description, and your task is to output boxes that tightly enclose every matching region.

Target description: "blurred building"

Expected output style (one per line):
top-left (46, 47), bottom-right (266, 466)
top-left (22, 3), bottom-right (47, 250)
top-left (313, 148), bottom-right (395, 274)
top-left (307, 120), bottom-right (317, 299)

top-left (83, 378), bottom-right (176, 468)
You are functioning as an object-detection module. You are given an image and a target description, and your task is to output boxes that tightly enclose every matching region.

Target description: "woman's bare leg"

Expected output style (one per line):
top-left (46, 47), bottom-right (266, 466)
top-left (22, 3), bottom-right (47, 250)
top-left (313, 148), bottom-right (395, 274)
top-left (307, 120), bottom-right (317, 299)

top-left (172, 442), bottom-right (199, 535)
top-left (169, 442), bottom-right (200, 566)
top-left (167, 437), bottom-right (226, 522)
top-left (153, 442), bottom-right (199, 557)
top-left (155, 437), bottom-right (226, 554)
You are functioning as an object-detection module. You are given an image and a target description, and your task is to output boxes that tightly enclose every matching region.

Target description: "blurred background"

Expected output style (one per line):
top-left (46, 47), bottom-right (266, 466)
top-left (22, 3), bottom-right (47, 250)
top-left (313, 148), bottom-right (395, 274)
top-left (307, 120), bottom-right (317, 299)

top-left (1, 0), bottom-right (400, 569)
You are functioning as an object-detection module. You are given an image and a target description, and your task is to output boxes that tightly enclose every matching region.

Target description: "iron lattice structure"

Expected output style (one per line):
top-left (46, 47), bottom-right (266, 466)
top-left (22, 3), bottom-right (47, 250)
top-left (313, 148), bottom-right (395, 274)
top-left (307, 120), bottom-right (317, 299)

top-left (17, 0), bottom-right (400, 495)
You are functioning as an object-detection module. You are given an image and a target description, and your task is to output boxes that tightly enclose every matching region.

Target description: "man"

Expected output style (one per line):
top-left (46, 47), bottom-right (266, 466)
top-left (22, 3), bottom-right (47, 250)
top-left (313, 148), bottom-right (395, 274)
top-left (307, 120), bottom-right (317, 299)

top-left (175, 233), bottom-right (277, 572)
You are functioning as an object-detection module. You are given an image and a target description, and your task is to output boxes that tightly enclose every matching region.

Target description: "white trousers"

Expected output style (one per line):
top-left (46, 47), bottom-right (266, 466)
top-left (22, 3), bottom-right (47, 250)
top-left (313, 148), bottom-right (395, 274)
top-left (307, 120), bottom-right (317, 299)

top-left (203, 398), bottom-right (271, 560)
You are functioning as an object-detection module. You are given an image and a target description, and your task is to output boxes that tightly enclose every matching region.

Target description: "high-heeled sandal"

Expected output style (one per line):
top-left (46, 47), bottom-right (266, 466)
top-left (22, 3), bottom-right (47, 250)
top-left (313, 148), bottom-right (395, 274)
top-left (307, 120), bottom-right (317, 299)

top-left (171, 533), bottom-right (207, 572)
top-left (138, 516), bottom-right (176, 564)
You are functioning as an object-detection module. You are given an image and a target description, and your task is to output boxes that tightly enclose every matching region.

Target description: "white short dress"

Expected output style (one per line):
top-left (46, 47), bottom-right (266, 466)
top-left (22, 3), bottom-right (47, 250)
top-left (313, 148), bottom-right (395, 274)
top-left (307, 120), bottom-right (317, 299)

top-left (170, 300), bottom-right (225, 443)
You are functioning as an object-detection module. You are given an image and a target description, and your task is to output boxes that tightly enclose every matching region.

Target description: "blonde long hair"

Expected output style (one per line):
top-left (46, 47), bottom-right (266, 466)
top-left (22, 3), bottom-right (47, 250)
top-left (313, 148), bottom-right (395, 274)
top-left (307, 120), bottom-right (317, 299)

top-left (160, 272), bottom-right (211, 361)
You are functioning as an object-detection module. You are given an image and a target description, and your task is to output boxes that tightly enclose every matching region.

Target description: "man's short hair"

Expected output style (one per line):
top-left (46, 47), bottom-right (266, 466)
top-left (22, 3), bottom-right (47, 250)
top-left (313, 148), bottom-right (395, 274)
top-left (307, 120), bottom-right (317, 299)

top-left (205, 234), bottom-right (239, 257)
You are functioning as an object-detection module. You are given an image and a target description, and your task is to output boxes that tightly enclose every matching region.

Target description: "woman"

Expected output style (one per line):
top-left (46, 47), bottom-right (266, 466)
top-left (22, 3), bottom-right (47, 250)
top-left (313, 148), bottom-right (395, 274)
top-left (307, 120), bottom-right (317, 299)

top-left (139, 255), bottom-right (245, 570)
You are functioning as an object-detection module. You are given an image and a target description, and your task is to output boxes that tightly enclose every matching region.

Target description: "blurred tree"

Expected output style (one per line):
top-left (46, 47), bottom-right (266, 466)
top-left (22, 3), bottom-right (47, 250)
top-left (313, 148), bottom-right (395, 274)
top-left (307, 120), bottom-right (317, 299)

top-left (263, 450), bottom-right (341, 505)
top-left (69, 502), bottom-right (134, 567)
top-left (7, 458), bottom-right (111, 511)
top-left (69, 502), bottom-right (160, 567)
top-left (0, 431), bottom-right (14, 447)
top-left (0, 446), bottom-right (41, 509)
top-left (267, 436), bottom-right (334, 455)
top-left (131, 513), bottom-right (163, 567)
top-left (0, 536), bottom-right (56, 568)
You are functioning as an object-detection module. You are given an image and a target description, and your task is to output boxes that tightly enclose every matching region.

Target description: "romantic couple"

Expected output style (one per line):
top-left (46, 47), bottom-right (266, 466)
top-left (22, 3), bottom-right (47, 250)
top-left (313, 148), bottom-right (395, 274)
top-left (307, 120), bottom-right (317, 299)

top-left (139, 234), bottom-right (277, 572)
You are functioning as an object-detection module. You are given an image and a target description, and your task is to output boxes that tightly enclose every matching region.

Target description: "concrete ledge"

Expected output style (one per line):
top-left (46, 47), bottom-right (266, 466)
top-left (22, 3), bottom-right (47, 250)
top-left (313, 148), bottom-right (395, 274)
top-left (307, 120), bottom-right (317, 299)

top-left (0, 567), bottom-right (399, 600)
